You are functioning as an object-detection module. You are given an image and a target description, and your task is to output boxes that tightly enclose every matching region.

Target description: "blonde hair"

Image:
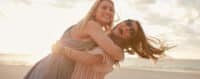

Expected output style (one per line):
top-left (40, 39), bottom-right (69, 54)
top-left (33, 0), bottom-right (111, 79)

top-left (78, 0), bottom-right (115, 31)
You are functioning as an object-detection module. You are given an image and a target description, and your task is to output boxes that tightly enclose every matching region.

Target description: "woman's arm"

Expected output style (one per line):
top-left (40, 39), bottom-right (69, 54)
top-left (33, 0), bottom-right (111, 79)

top-left (85, 20), bottom-right (124, 61)
top-left (63, 47), bottom-right (104, 65)
top-left (52, 43), bottom-right (104, 65)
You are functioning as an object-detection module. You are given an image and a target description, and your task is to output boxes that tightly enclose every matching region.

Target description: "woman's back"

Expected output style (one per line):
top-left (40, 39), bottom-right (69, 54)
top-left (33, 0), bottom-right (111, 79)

top-left (59, 24), bottom-right (97, 50)
top-left (24, 25), bottom-right (97, 79)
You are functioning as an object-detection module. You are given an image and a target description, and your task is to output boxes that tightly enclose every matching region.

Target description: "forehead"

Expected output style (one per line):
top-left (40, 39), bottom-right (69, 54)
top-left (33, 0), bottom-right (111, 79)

top-left (99, 0), bottom-right (114, 7)
top-left (121, 21), bottom-right (138, 32)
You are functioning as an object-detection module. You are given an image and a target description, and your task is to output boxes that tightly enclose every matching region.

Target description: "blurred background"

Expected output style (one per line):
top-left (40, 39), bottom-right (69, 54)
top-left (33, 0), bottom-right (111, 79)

top-left (0, 0), bottom-right (200, 79)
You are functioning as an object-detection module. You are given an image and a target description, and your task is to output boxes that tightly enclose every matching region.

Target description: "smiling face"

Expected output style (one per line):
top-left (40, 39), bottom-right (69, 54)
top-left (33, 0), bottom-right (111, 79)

top-left (110, 19), bottom-right (167, 61)
top-left (112, 20), bottom-right (138, 40)
top-left (93, 0), bottom-right (114, 25)
top-left (109, 20), bottom-right (139, 49)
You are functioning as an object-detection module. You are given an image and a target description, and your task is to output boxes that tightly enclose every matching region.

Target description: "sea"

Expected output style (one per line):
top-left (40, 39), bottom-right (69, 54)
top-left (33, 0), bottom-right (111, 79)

top-left (0, 53), bottom-right (200, 74)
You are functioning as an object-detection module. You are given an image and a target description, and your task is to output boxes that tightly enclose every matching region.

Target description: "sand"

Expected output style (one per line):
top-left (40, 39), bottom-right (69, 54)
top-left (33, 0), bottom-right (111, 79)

top-left (0, 64), bottom-right (200, 79)
top-left (106, 68), bottom-right (200, 79)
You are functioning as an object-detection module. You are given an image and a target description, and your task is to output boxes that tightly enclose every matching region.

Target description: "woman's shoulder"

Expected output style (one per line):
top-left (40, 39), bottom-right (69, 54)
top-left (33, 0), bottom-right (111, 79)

top-left (86, 20), bottom-right (102, 29)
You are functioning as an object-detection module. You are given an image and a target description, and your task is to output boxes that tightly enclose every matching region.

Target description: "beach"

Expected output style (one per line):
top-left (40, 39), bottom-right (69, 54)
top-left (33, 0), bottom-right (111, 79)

top-left (0, 54), bottom-right (200, 79)
top-left (1, 0), bottom-right (200, 79)
top-left (106, 68), bottom-right (200, 79)
top-left (0, 64), bottom-right (200, 79)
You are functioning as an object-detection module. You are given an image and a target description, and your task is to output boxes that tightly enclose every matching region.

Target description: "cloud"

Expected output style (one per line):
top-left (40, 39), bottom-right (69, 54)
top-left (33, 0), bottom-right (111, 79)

top-left (125, 0), bottom-right (200, 59)
top-left (126, 0), bottom-right (155, 5)
top-left (0, 0), bottom-right (199, 59)
top-left (177, 0), bottom-right (200, 10)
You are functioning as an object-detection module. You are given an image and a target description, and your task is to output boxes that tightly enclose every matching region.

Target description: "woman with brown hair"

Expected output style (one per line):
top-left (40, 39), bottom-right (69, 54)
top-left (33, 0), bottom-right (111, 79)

top-left (24, 0), bottom-right (124, 79)
top-left (56, 19), bottom-right (168, 79)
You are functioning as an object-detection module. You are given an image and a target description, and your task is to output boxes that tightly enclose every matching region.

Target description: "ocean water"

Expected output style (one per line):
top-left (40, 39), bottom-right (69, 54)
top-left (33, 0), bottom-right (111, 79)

top-left (0, 53), bottom-right (200, 73)
top-left (121, 57), bottom-right (200, 73)
top-left (0, 53), bottom-right (46, 66)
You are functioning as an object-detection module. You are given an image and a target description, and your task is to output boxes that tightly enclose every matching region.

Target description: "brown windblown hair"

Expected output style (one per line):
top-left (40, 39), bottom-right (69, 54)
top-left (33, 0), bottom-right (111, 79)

top-left (116, 19), bottom-right (169, 61)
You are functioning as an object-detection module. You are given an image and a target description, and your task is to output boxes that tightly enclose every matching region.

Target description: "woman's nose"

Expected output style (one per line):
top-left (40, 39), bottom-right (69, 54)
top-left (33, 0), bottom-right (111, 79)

top-left (105, 9), bottom-right (113, 15)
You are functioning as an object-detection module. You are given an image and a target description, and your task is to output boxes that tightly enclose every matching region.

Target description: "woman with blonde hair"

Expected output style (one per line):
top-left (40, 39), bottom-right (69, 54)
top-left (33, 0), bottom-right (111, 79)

top-left (24, 0), bottom-right (124, 79)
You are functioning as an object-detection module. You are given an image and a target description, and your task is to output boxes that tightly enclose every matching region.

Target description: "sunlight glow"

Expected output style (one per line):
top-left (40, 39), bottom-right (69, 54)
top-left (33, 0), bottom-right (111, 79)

top-left (0, 0), bottom-right (94, 55)
top-left (0, 0), bottom-right (200, 60)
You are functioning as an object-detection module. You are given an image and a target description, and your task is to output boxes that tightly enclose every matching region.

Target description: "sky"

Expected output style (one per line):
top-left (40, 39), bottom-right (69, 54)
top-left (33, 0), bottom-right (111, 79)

top-left (0, 0), bottom-right (200, 59)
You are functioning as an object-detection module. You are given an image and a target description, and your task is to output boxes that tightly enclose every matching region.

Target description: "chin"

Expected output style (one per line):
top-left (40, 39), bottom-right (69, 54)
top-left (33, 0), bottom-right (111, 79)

top-left (102, 20), bottom-right (111, 24)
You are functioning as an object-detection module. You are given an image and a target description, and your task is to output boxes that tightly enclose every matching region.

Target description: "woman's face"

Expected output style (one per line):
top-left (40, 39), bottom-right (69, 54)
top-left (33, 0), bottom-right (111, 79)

top-left (94, 0), bottom-right (114, 25)
top-left (113, 21), bottom-right (138, 40)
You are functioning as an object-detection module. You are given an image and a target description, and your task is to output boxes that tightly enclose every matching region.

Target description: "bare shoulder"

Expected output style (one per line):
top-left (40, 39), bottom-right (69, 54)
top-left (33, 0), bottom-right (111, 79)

top-left (85, 20), bottom-right (102, 30)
